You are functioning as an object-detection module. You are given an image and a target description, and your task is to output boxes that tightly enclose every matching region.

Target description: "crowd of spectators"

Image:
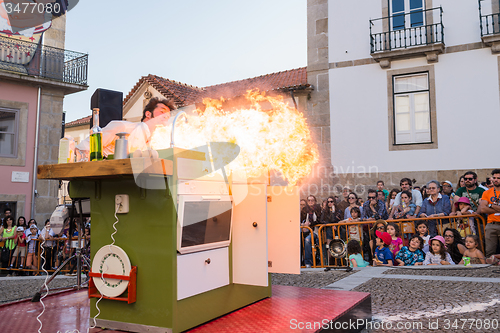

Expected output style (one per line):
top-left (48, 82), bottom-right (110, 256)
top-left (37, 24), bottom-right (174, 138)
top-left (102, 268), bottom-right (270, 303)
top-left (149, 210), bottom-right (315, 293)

top-left (300, 169), bottom-right (500, 268)
top-left (0, 211), bottom-right (91, 276)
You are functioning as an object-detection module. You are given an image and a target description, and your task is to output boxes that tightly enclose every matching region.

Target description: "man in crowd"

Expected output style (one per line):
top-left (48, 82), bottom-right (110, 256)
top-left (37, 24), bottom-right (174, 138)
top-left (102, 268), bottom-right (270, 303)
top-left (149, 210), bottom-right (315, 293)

top-left (453, 171), bottom-right (484, 212)
top-left (336, 187), bottom-right (351, 221)
top-left (377, 190), bottom-right (386, 203)
top-left (479, 169), bottom-right (500, 257)
top-left (441, 180), bottom-right (455, 206)
top-left (362, 189), bottom-right (388, 220)
top-left (377, 180), bottom-right (389, 200)
top-left (1, 208), bottom-right (11, 225)
top-left (392, 178), bottom-right (423, 218)
top-left (441, 180), bottom-right (454, 197)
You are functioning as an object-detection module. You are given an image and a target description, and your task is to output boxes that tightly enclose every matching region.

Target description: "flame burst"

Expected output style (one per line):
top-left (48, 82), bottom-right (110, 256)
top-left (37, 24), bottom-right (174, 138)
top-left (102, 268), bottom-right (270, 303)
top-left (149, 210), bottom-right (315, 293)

top-left (150, 90), bottom-right (319, 185)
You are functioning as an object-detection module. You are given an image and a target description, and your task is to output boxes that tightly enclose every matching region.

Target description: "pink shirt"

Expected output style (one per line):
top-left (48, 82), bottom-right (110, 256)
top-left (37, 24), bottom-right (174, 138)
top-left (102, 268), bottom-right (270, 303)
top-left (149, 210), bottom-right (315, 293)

top-left (389, 237), bottom-right (403, 257)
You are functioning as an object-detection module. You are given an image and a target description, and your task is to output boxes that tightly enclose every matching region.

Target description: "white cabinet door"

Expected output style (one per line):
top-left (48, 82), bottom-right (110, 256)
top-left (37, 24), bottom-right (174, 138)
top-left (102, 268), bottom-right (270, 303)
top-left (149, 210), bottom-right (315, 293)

top-left (267, 186), bottom-right (300, 274)
top-left (232, 183), bottom-right (268, 286)
top-left (177, 247), bottom-right (229, 300)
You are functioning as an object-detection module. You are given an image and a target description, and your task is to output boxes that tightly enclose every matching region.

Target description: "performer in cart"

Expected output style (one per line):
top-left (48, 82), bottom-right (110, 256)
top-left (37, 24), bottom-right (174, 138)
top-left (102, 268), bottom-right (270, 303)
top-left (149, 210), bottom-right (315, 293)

top-left (76, 97), bottom-right (177, 158)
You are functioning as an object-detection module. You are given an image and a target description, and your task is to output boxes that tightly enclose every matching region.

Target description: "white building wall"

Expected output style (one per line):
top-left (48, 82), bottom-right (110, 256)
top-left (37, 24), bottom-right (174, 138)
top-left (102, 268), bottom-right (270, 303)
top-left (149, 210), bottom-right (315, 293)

top-left (440, 0), bottom-right (482, 45)
top-left (329, 0), bottom-right (488, 62)
top-left (329, 0), bottom-right (381, 62)
top-left (328, 0), bottom-right (500, 174)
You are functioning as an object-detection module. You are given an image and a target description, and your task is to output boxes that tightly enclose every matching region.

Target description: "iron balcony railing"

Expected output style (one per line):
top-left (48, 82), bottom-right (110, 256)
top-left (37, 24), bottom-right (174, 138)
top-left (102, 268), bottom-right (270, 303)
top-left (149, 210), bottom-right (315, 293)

top-left (0, 35), bottom-right (88, 85)
top-left (479, 0), bottom-right (500, 36)
top-left (370, 7), bottom-right (444, 53)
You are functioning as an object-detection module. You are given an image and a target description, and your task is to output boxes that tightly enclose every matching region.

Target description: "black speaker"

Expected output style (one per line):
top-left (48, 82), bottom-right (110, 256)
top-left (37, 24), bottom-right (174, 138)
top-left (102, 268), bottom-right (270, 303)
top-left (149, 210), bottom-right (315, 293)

top-left (90, 88), bottom-right (123, 128)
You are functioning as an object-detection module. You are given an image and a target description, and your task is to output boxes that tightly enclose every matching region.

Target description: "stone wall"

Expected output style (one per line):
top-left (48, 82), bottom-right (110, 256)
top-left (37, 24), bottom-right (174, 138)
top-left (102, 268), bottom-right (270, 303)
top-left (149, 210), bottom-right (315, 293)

top-left (43, 14), bottom-right (66, 49)
top-left (35, 87), bottom-right (65, 223)
top-left (303, 0), bottom-right (333, 200)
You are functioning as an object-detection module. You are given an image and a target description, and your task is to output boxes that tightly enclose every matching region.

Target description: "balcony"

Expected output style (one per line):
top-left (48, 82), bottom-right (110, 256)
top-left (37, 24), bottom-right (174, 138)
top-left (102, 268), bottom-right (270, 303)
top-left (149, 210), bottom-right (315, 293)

top-left (369, 7), bottom-right (444, 68)
top-left (479, 0), bottom-right (500, 53)
top-left (0, 35), bottom-right (88, 86)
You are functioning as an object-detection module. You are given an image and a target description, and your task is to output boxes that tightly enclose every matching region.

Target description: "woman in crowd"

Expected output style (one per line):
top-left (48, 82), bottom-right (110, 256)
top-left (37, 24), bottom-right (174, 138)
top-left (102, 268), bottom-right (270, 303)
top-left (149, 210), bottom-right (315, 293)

top-left (301, 195), bottom-right (322, 268)
top-left (421, 185), bottom-right (429, 200)
top-left (17, 216), bottom-right (27, 229)
top-left (457, 175), bottom-right (465, 190)
top-left (39, 219), bottom-right (56, 271)
top-left (0, 216), bottom-right (17, 268)
top-left (389, 190), bottom-right (416, 220)
top-left (344, 192), bottom-right (363, 220)
top-left (320, 196), bottom-right (340, 241)
top-left (443, 227), bottom-right (466, 264)
top-left (419, 180), bottom-right (451, 237)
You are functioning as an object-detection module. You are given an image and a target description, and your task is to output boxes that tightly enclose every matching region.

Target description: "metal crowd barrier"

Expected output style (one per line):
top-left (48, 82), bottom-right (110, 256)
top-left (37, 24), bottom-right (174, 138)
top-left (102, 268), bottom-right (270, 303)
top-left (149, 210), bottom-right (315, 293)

top-left (301, 214), bottom-right (486, 269)
top-left (0, 237), bottom-right (90, 276)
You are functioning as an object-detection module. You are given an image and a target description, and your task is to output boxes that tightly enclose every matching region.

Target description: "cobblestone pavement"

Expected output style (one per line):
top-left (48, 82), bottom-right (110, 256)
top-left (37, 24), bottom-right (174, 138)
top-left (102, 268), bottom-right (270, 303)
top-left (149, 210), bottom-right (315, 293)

top-left (0, 276), bottom-right (81, 304)
top-left (271, 269), bottom-right (354, 289)
top-left (384, 266), bottom-right (500, 278)
top-left (353, 278), bottom-right (500, 333)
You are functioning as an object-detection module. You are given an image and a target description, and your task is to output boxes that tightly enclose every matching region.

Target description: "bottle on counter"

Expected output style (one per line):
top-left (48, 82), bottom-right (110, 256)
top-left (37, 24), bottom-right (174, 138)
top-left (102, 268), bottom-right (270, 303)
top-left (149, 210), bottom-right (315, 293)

top-left (90, 108), bottom-right (103, 161)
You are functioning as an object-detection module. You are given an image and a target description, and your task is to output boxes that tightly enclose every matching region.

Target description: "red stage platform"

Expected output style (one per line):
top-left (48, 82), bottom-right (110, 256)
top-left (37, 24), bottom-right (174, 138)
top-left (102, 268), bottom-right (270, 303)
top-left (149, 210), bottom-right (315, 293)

top-left (0, 286), bottom-right (371, 333)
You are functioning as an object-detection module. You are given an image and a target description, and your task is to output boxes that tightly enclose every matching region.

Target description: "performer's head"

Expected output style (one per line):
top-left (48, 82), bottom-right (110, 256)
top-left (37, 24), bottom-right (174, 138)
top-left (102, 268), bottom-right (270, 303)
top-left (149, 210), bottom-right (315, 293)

top-left (141, 97), bottom-right (177, 122)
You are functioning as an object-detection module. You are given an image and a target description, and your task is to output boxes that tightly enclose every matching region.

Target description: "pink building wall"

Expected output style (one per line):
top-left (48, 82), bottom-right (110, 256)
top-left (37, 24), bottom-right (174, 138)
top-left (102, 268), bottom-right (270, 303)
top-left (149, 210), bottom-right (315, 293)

top-left (0, 81), bottom-right (38, 218)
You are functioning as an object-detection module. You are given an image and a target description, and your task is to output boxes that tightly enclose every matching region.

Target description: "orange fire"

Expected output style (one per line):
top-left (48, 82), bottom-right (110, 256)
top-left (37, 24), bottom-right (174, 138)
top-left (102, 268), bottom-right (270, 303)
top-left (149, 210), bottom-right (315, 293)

top-left (150, 90), bottom-right (319, 185)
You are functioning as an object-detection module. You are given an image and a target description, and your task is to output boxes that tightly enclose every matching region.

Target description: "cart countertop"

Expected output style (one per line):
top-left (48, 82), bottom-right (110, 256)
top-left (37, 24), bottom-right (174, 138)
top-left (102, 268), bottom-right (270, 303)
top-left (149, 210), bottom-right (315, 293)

top-left (37, 158), bottom-right (173, 180)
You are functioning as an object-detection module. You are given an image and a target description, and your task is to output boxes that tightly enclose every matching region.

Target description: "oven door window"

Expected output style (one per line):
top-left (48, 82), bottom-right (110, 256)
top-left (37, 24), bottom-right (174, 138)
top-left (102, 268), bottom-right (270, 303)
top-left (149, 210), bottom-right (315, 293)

top-left (181, 201), bottom-right (232, 247)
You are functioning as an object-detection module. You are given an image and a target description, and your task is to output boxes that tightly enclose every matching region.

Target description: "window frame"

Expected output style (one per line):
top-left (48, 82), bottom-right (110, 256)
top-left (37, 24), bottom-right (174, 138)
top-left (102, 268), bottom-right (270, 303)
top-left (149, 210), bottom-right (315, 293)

top-left (393, 72), bottom-right (431, 144)
top-left (0, 99), bottom-right (28, 166)
top-left (387, 65), bottom-right (438, 151)
top-left (390, 0), bottom-right (425, 31)
top-left (0, 107), bottom-right (20, 158)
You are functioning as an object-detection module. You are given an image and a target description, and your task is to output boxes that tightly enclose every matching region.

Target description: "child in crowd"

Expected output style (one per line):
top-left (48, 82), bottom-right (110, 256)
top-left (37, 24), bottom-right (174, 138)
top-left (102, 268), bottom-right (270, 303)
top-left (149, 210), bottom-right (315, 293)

top-left (450, 197), bottom-right (476, 237)
top-left (347, 207), bottom-right (362, 241)
top-left (25, 219), bottom-right (38, 238)
top-left (387, 189), bottom-right (399, 214)
top-left (369, 220), bottom-right (387, 260)
top-left (423, 236), bottom-right (455, 265)
top-left (459, 235), bottom-right (485, 265)
top-left (373, 230), bottom-right (393, 266)
top-left (387, 223), bottom-right (403, 258)
top-left (9, 226), bottom-right (26, 269)
top-left (487, 254), bottom-right (500, 265)
top-left (395, 235), bottom-right (425, 266)
top-left (347, 239), bottom-right (369, 267)
top-left (350, 207), bottom-right (361, 222)
top-left (26, 224), bottom-right (39, 271)
top-left (415, 221), bottom-right (430, 253)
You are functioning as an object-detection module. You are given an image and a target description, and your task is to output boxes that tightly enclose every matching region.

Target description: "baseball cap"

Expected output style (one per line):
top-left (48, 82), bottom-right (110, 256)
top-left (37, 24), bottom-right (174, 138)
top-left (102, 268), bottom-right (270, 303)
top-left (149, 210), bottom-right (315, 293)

top-left (376, 230), bottom-right (392, 246)
top-left (17, 226), bottom-right (24, 232)
top-left (441, 181), bottom-right (453, 187)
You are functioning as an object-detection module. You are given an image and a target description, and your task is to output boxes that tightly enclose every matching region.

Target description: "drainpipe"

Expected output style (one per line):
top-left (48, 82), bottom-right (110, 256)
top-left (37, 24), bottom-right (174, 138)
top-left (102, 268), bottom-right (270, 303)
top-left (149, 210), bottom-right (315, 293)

top-left (31, 86), bottom-right (42, 219)
top-left (289, 88), bottom-right (298, 110)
